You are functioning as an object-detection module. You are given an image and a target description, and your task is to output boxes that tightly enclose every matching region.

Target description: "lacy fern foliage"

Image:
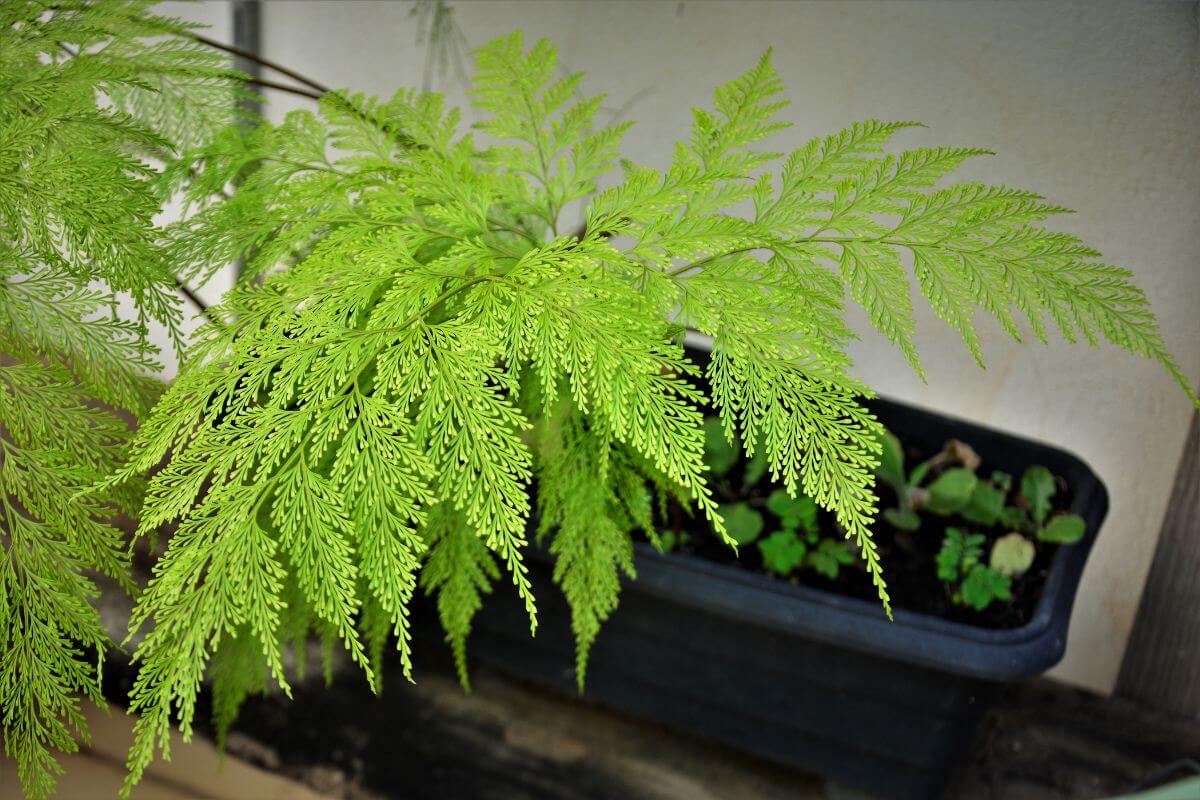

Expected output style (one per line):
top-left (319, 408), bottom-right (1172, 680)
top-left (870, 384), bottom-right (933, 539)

top-left (0, 3), bottom-right (241, 797)
top-left (1, 10), bottom-right (1193, 798)
top-left (116, 33), bottom-right (1196, 796)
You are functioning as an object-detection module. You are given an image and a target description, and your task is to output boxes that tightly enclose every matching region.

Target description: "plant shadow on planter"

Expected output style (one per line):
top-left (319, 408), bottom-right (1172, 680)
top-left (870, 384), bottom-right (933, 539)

top-left (431, 345), bottom-right (1109, 800)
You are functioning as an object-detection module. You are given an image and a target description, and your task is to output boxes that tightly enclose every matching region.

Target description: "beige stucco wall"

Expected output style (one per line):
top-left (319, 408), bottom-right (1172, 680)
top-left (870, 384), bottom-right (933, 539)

top-left (176, 1), bottom-right (1200, 694)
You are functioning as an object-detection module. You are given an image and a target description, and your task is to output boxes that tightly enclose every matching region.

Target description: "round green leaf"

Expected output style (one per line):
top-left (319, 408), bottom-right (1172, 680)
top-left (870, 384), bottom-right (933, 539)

top-left (924, 468), bottom-right (978, 515)
top-left (721, 502), bottom-right (764, 545)
top-left (962, 481), bottom-right (1005, 527)
top-left (882, 507), bottom-right (921, 531)
top-left (989, 532), bottom-right (1035, 577)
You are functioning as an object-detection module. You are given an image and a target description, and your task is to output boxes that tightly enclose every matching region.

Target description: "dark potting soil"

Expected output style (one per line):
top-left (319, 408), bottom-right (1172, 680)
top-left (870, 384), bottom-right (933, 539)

top-left (656, 433), bottom-right (1075, 631)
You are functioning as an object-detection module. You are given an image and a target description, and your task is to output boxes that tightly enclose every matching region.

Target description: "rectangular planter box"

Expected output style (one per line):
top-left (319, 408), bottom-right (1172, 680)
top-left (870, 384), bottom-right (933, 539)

top-left (439, 369), bottom-right (1109, 799)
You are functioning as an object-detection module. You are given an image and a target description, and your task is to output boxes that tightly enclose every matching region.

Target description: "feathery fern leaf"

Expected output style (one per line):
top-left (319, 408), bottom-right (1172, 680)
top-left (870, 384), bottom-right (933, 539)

top-left (0, 3), bottom-right (245, 796)
top-left (43, 27), bottom-right (1185, 797)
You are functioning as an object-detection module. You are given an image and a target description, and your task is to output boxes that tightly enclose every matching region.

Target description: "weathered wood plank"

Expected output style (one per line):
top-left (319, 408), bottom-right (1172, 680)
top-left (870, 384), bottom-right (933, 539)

top-left (213, 652), bottom-right (828, 800)
top-left (0, 701), bottom-right (329, 800)
top-left (1117, 411), bottom-right (1200, 719)
top-left (955, 680), bottom-right (1200, 799)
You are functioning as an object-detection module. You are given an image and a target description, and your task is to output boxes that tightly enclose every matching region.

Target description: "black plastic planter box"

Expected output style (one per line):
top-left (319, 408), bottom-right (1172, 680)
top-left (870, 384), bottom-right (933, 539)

top-left (439, 353), bottom-right (1110, 800)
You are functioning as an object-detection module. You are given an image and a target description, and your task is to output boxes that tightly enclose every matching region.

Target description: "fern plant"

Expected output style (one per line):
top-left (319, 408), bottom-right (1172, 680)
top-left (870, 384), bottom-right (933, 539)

top-left (115, 31), bottom-right (1196, 793)
top-left (0, 2), bottom-right (243, 797)
top-left (1, 7), bottom-right (1194, 798)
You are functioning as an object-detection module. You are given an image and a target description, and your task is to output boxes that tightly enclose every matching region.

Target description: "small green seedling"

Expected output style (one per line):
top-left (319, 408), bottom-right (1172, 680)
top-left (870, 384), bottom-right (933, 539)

top-left (875, 426), bottom-right (1087, 556)
top-left (703, 421), bottom-right (852, 581)
top-left (758, 490), bottom-right (816, 573)
top-left (1021, 466), bottom-right (1055, 523)
top-left (1011, 465), bottom-right (1087, 544)
top-left (753, 490), bottom-right (856, 580)
top-left (758, 530), bottom-right (807, 574)
top-left (936, 527), bottom-right (983, 582)
top-left (874, 430), bottom-right (931, 531)
top-left (962, 476), bottom-right (1007, 526)
top-left (936, 527), bottom-right (1013, 611)
top-left (923, 467), bottom-right (978, 516)
top-left (767, 489), bottom-right (819, 534)
top-left (959, 563), bottom-right (1014, 611)
top-left (807, 539), bottom-right (857, 579)
top-left (875, 430), bottom-right (995, 530)
top-left (1040, 514), bottom-right (1085, 543)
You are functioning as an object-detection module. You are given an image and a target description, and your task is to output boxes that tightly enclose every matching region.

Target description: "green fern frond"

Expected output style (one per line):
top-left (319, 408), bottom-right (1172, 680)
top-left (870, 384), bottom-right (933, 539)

top-left (93, 30), bottom-right (1196, 798)
top-left (0, 361), bottom-right (135, 800)
top-left (420, 503), bottom-right (500, 689)
top-left (537, 409), bottom-right (638, 689)
top-left (0, 2), bottom-right (246, 795)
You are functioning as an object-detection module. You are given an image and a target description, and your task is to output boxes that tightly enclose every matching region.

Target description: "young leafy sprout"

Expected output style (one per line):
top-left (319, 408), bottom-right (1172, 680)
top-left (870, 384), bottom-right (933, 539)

top-left (910, 448), bottom-right (1085, 612)
top-left (876, 432), bottom-right (1086, 543)
top-left (22, 25), bottom-right (1181, 797)
top-left (937, 528), bottom-right (1014, 611)
top-left (991, 533), bottom-right (1036, 577)
top-left (701, 418), bottom-right (854, 579)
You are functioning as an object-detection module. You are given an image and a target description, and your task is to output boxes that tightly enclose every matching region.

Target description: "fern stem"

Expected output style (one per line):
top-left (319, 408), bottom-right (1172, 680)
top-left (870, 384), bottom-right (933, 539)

top-left (173, 278), bottom-right (210, 316)
top-left (667, 248), bottom-right (755, 277)
top-left (187, 32), bottom-right (331, 95)
top-left (364, 274), bottom-right (497, 336)
top-left (241, 77), bottom-right (323, 102)
top-left (664, 233), bottom-right (966, 279)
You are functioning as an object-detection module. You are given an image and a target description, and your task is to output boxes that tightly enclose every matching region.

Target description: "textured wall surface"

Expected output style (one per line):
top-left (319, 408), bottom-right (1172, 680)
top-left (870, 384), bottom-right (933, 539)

top-left (181, 1), bottom-right (1199, 693)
